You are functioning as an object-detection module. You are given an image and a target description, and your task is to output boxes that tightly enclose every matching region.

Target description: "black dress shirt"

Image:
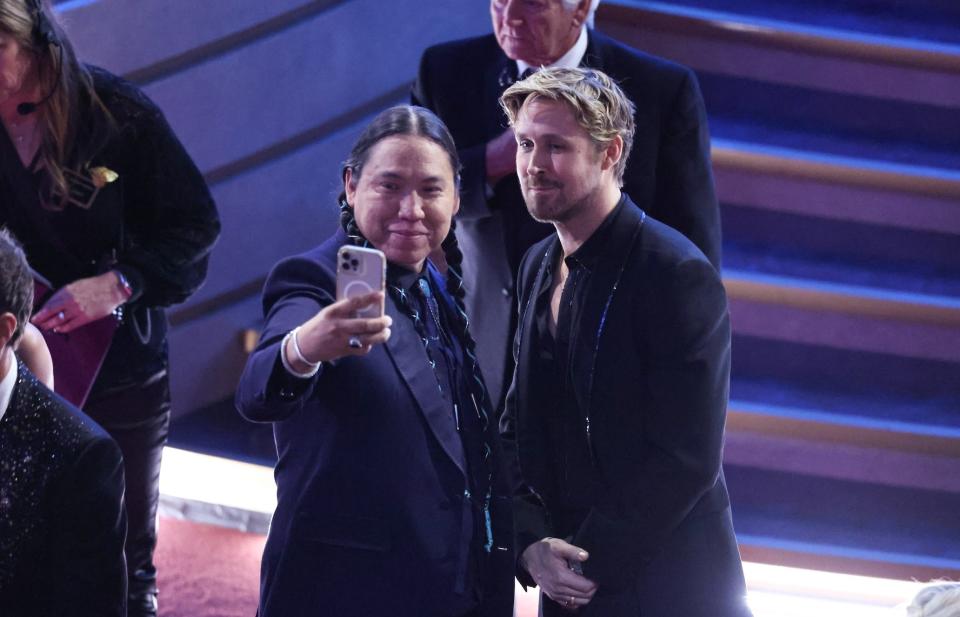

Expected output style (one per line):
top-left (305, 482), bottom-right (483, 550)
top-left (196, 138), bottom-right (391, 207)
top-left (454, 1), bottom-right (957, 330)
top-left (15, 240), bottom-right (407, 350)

top-left (0, 65), bottom-right (220, 390)
top-left (530, 197), bottom-right (628, 535)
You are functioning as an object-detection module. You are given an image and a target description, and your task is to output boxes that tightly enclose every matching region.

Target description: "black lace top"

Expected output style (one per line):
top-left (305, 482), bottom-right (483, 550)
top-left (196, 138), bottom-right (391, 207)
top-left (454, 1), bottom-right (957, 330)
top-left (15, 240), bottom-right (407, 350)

top-left (0, 65), bottom-right (220, 308)
top-left (0, 66), bottom-right (220, 385)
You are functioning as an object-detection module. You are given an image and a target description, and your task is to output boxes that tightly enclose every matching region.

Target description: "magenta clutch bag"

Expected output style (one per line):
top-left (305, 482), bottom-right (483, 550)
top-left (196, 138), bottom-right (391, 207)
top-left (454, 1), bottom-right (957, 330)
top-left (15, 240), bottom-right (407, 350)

top-left (33, 277), bottom-right (119, 408)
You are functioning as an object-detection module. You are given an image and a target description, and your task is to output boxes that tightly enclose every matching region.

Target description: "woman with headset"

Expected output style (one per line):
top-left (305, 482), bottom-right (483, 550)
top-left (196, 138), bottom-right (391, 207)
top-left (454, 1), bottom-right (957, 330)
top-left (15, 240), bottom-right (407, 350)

top-left (0, 2), bottom-right (220, 615)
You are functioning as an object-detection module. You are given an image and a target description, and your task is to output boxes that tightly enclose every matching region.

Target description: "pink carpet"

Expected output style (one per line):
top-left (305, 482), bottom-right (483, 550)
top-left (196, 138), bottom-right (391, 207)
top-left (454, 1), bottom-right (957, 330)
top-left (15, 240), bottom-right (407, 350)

top-left (155, 516), bottom-right (538, 616)
top-left (155, 517), bottom-right (265, 617)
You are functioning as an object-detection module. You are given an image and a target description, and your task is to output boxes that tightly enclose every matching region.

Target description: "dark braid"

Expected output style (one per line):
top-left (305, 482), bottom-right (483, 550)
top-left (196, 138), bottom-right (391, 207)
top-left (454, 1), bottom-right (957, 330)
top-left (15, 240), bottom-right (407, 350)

top-left (441, 219), bottom-right (466, 302)
top-left (440, 220), bottom-right (496, 551)
top-left (440, 219), bottom-right (490, 413)
top-left (338, 196), bottom-right (369, 248)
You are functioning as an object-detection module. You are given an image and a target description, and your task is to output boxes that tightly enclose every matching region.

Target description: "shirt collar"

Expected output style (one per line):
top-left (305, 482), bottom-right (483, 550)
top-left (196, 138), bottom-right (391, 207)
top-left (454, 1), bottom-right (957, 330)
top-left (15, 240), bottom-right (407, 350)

top-left (565, 194), bottom-right (627, 270)
top-left (0, 350), bottom-right (18, 423)
top-left (388, 262), bottom-right (427, 295)
top-left (517, 26), bottom-right (589, 77)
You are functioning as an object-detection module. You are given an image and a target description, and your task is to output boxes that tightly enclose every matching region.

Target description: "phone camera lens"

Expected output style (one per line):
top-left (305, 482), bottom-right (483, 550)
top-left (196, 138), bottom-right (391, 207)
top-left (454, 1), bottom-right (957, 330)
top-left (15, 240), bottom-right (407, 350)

top-left (350, 259), bottom-right (359, 267)
top-left (342, 252), bottom-right (351, 259)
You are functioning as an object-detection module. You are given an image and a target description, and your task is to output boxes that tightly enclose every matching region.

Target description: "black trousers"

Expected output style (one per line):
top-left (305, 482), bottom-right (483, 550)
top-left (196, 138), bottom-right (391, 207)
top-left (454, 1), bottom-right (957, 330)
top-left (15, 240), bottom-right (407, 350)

top-left (85, 369), bottom-right (171, 617)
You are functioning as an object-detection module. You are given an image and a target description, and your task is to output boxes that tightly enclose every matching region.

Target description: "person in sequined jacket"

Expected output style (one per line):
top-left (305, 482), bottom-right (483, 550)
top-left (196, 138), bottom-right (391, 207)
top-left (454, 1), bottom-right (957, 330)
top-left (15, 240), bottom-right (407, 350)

top-left (0, 228), bottom-right (128, 617)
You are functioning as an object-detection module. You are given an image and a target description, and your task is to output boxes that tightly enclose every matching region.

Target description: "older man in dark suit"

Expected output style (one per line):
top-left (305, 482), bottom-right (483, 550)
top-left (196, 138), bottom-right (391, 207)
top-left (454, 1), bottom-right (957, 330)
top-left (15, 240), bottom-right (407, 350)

top-left (0, 228), bottom-right (127, 617)
top-left (412, 0), bottom-right (720, 412)
top-left (498, 68), bottom-right (748, 616)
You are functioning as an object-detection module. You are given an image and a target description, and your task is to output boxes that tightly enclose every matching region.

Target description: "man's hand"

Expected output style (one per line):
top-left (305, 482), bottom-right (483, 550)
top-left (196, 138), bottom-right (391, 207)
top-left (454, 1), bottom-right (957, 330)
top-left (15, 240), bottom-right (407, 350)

top-left (485, 128), bottom-right (518, 186)
top-left (521, 538), bottom-right (598, 611)
top-left (287, 291), bottom-right (392, 370)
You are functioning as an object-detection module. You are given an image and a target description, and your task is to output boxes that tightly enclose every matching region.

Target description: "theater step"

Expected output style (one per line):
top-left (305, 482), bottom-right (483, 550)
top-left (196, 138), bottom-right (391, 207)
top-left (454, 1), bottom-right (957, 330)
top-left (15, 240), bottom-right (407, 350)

top-left (714, 149), bottom-right (960, 252)
top-left (701, 72), bottom-right (960, 173)
top-left (597, 0), bottom-right (960, 107)
top-left (721, 206), bottom-right (960, 294)
top-left (611, 0), bottom-right (960, 46)
top-left (726, 464), bottom-right (960, 581)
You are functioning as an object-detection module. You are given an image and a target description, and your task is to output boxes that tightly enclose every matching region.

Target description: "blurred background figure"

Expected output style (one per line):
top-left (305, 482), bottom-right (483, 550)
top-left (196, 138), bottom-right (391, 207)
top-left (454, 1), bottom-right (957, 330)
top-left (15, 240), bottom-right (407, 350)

top-left (0, 1), bottom-right (220, 614)
top-left (906, 583), bottom-right (960, 617)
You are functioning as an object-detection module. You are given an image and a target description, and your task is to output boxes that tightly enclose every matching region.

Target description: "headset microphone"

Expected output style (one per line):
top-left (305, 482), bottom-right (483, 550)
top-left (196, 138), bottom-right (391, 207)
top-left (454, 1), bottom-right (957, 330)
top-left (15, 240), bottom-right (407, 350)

top-left (16, 69), bottom-right (61, 116)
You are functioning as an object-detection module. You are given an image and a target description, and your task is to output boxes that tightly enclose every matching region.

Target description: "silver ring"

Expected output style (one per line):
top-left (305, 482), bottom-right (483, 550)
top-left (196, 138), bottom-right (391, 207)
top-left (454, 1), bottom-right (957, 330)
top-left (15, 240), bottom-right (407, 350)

top-left (347, 336), bottom-right (362, 349)
top-left (57, 311), bottom-right (65, 320)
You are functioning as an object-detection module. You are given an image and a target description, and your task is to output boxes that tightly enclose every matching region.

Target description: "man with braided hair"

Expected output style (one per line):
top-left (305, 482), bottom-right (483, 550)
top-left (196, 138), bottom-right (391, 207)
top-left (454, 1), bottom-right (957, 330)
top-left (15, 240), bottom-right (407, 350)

top-left (236, 105), bottom-right (514, 617)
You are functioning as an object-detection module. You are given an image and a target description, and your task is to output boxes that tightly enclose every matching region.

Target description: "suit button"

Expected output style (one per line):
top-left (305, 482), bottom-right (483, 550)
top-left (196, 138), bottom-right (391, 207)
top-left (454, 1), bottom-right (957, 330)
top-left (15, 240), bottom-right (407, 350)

top-left (501, 287), bottom-right (510, 297)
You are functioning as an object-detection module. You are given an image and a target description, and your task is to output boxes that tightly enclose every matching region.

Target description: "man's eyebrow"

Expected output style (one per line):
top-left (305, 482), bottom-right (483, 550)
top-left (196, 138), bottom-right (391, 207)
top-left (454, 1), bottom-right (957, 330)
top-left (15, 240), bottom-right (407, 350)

top-left (515, 132), bottom-right (569, 140)
top-left (372, 171), bottom-right (447, 184)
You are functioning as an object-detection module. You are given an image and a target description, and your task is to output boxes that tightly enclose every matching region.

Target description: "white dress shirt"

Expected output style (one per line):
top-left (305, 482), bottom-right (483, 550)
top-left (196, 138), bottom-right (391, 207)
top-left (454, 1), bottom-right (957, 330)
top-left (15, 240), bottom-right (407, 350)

top-left (517, 26), bottom-right (589, 76)
top-left (0, 349), bottom-right (18, 423)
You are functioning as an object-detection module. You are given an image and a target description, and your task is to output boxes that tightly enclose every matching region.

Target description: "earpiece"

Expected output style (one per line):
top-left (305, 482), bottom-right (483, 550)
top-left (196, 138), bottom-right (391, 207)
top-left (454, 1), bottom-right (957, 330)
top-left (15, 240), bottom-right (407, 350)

top-left (27, 0), bottom-right (61, 49)
top-left (16, 0), bottom-right (63, 116)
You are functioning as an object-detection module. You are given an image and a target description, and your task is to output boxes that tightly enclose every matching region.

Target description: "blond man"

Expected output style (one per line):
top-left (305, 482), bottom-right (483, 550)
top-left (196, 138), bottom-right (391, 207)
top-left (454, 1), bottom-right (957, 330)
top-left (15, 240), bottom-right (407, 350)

top-left (412, 0), bottom-right (720, 416)
top-left (499, 68), bottom-right (749, 617)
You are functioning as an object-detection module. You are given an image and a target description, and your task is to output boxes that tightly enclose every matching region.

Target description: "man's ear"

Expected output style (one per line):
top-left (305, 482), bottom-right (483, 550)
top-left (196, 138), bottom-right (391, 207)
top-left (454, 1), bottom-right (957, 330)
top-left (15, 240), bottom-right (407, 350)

top-left (572, 0), bottom-right (592, 27)
top-left (0, 313), bottom-right (18, 352)
top-left (600, 135), bottom-right (624, 173)
top-left (344, 168), bottom-right (357, 207)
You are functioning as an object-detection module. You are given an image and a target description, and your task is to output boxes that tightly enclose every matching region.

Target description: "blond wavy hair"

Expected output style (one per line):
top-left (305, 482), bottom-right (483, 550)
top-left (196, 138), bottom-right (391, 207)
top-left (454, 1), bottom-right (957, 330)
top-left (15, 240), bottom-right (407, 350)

top-left (500, 67), bottom-right (636, 185)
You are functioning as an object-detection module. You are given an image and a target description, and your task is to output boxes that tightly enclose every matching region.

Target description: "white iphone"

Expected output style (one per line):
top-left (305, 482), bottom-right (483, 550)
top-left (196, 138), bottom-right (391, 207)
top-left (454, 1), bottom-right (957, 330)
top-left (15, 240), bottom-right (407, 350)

top-left (336, 246), bottom-right (386, 318)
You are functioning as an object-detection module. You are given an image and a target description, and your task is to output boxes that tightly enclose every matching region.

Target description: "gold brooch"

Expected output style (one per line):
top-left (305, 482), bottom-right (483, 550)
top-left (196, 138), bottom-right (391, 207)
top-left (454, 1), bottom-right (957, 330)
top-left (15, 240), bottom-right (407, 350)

top-left (89, 166), bottom-right (119, 189)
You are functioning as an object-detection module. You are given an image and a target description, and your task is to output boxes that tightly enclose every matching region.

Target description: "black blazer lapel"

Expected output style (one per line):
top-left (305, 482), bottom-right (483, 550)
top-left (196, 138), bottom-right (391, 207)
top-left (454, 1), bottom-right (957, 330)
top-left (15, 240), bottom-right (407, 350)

top-left (569, 201), bottom-right (646, 423)
top-left (514, 240), bottom-right (556, 412)
top-left (581, 29), bottom-right (608, 72)
top-left (483, 50), bottom-right (515, 135)
top-left (512, 239), bottom-right (557, 490)
top-left (382, 296), bottom-right (466, 479)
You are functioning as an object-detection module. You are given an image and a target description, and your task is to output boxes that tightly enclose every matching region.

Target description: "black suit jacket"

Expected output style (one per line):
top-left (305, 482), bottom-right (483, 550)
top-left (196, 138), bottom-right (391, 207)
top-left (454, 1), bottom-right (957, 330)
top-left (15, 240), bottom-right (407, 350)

top-left (501, 199), bottom-right (748, 616)
top-left (0, 362), bottom-right (127, 617)
top-left (413, 30), bottom-right (720, 409)
top-left (235, 232), bottom-right (513, 617)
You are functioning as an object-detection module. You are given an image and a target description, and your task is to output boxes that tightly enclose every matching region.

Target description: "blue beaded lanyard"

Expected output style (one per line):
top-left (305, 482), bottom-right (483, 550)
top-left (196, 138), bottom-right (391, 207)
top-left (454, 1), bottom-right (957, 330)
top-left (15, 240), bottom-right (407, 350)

top-left (392, 275), bottom-right (495, 552)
